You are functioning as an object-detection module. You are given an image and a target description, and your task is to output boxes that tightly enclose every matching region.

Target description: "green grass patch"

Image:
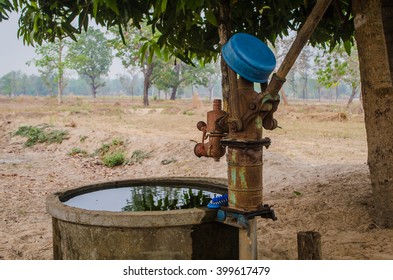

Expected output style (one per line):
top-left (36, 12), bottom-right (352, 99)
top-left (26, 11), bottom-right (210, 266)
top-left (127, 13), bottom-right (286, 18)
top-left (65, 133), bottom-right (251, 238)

top-left (92, 138), bottom-right (151, 167)
top-left (129, 150), bottom-right (151, 164)
top-left (94, 138), bottom-right (124, 157)
top-left (68, 147), bottom-right (88, 157)
top-left (93, 138), bottom-right (127, 167)
top-left (14, 125), bottom-right (69, 147)
top-left (102, 151), bottom-right (126, 167)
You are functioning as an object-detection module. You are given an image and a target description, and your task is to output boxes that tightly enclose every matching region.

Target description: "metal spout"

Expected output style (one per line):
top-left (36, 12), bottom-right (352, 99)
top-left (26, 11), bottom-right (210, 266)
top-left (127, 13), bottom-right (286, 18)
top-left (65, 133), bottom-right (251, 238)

top-left (194, 99), bottom-right (227, 161)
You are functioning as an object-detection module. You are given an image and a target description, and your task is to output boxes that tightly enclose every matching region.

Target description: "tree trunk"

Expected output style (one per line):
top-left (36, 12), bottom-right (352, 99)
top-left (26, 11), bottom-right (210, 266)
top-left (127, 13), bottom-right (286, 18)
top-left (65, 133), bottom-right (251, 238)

top-left (208, 86), bottom-right (214, 101)
top-left (335, 84), bottom-right (339, 102)
top-left (346, 86), bottom-right (357, 108)
top-left (90, 76), bottom-right (97, 98)
top-left (170, 64), bottom-right (181, 100)
top-left (318, 87), bottom-right (321, 102)
top-left (170, 85), bottom-right (178, 100)
top-left (143, 77), bottom-right (149, 106)
top-left (218, 0), bottom-right (231, 112)
top-left (381, 0), bottom-right (393, 77)
top-left (280, 89), bottom-right (289, 105)
top-left (302, 76), bottom-right (308, 101)
top-left (57, 38), bottom-right (63, 105)
top-left (353, 0), bottom-right (393, 227)
top-left (92, 85), bottom-right (97, 99)
top-left (142, 63), bottom-right (154, 106)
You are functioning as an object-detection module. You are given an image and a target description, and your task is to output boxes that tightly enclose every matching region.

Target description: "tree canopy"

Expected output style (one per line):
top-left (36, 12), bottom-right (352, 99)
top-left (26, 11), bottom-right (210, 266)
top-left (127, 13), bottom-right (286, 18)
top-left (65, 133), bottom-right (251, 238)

top-left (1, 0), bottom-right (355, 64)
top-left (67, 28), bottom-right (113, 98)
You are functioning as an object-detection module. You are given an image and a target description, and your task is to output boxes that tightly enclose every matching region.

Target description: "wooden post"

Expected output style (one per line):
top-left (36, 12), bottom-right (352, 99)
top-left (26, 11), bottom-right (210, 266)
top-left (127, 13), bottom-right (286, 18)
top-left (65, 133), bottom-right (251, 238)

top-left (297, 231), bottom-right (322, 260)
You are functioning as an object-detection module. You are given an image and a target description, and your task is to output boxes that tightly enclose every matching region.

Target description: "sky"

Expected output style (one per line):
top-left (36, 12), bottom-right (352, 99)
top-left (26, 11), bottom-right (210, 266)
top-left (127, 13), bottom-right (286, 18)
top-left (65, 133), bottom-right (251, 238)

top-left (0, 13), bottom-right (37, 77)
top-left (0, 12), bottom-right (125, 78)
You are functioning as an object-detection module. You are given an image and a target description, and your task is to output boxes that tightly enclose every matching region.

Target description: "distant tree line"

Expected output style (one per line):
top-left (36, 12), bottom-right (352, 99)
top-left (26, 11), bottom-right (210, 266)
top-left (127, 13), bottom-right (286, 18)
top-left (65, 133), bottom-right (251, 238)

top-left (0, 70), bottom-right (220, 99)
top-left (0, 27), bottom-right (360, 106)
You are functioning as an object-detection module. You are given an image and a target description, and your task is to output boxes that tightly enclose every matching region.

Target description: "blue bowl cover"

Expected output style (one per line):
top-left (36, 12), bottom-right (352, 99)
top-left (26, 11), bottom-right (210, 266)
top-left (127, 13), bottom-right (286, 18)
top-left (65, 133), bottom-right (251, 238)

top-left (222, 33), bottom-right (276, 83)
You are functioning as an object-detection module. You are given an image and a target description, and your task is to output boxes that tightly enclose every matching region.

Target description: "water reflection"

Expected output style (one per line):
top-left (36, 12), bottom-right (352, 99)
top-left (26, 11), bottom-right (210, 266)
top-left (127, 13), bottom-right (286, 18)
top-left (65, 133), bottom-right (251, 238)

top-left (122, 186), bottom-right (214, 211)
top-left (64, 186), bottom-right (219, 212)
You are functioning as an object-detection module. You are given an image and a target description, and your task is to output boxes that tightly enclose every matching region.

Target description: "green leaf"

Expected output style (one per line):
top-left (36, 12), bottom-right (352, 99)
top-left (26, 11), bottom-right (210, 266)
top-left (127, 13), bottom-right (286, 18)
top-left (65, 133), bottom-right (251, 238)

top-left (104, 0), bottom-right (119, 15)
top-left (259, 5), bottom-right (270, 14)
top-left (161, 0), bottom-right (168, 12)
top-left (205, 9), bottom-right (217, 27)
top-left (140, 42), bottom-right (149, 64)
top-left (343, 40), bottom-right (352, 56)
top-left (93, 0), bottom-right (100, 17)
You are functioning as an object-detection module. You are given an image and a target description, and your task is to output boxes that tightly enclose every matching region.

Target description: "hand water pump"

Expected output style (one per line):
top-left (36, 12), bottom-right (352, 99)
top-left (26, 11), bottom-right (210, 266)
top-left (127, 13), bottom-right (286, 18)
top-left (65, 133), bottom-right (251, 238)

top-left (194, 0), bottom-right (333, 259)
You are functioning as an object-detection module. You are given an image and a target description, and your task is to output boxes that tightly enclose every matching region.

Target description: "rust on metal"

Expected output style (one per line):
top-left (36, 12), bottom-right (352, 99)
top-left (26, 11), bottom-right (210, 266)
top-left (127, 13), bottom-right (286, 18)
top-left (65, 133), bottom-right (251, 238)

top-left (194, 99), bottom-right (227, 162)
top-left (195, 77), bottom-right (279, 211)
top-left (226, 147), bottom-right (263, 211)
top-left (224, 77), bottom-right (271, 211)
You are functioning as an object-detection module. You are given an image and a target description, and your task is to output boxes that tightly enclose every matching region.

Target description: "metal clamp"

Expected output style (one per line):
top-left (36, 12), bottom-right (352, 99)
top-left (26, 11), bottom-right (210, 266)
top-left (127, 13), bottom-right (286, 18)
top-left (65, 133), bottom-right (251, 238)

top-left (215, 204), bottom-right (277, 230)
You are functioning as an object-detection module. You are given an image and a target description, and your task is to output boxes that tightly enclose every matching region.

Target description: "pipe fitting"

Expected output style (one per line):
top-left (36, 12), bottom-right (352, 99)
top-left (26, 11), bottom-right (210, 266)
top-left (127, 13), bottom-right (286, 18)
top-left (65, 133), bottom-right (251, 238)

top-left (194, 99), bottom-right (227, 162)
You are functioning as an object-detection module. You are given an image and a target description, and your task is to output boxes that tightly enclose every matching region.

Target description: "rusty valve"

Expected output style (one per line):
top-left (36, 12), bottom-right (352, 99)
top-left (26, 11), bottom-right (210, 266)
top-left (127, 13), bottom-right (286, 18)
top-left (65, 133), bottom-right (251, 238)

top-left (194, 99), bottom-right (227, 162)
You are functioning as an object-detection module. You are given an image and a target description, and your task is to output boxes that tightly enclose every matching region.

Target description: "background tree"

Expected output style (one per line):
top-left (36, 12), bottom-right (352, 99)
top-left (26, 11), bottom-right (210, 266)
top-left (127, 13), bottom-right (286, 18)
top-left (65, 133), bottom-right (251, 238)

top-left (28, 39), bottom-right (67, 103)
top-left (153, 60), bottom-right (212, 100)
top-left (315, 49), bottom-right (346, 102)
top-left (117, 74), bottom-right (137, 99)
top-left (275, 35), bottom-right (297, 103)
top-left (341, 47), bottom-right (361, 108)
top-left (0, 71), bottom-right (17, 97)
top-left (109, 26), bottom-right (165, 106)
top-left (67, 28), bottom-right (113, 98)
top-left (295, 46), bottom-right (316, 101)
top-left (205, 61), bottom-right (221, 101)
top-left (0, 71), bottom-right (22, 96)
top-left (29, 74), bottom-right (48, 96)
top-left (0, 71), bottom-right (48, 96)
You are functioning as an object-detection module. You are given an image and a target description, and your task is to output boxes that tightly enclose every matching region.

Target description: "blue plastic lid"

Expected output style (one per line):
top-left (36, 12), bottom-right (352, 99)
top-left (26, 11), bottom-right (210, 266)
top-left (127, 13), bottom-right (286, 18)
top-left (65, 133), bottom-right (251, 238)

top-left (222, 33), bottom-right (276, 83)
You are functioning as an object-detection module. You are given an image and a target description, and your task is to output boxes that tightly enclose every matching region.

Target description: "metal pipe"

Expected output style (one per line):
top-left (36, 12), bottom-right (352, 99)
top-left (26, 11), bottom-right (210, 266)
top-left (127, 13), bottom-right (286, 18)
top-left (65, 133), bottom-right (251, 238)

top-left (194, 99), bottom-right (227, 162)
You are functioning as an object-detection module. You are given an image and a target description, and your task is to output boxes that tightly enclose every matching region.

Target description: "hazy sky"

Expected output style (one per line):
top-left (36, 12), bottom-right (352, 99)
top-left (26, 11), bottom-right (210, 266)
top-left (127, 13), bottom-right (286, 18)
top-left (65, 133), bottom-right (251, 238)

top-left (0, 13), bottom-right (37, 77)
top-left (0, 13), bottom-right (125, 78)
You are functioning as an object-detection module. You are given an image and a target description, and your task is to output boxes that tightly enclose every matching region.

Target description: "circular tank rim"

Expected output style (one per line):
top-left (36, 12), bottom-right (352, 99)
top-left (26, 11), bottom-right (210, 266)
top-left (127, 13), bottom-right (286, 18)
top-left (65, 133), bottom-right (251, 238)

top-left (46, 177), bottom-right (228, 228)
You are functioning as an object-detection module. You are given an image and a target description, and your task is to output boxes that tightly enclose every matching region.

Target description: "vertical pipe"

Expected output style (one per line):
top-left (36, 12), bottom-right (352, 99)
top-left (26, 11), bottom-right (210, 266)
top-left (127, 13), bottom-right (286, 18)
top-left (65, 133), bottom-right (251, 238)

top-left (227, 147), bottom-right (263, 211)
top-left (239, 218), bottom-right (258, 260)
top-left (224, 78), bottom-right (263, 260)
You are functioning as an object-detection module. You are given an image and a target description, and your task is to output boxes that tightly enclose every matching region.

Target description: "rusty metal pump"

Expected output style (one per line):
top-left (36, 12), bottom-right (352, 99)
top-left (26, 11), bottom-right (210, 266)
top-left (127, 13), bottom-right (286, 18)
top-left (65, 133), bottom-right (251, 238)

top-left (194, 99), bottom-right (227, 162)
top-left (193, 0), bottom-right (333, 260)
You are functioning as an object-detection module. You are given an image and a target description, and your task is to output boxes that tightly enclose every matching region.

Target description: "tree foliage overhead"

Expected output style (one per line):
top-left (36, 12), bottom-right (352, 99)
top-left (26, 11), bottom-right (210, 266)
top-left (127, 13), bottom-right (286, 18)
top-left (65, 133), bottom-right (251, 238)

top-left (2, 0), bottom-right (355, 64)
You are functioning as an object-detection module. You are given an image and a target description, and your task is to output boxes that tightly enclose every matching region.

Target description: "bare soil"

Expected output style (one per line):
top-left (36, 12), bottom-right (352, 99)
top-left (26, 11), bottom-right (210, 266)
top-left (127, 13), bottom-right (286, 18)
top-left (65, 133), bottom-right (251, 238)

top-left (1, 96), bottom-right (392, 260)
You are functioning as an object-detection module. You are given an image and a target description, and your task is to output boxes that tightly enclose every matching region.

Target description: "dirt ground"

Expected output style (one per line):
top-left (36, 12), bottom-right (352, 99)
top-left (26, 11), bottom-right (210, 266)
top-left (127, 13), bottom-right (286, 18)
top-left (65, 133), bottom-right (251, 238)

top-left (1, 95), bottom-right (393, 260)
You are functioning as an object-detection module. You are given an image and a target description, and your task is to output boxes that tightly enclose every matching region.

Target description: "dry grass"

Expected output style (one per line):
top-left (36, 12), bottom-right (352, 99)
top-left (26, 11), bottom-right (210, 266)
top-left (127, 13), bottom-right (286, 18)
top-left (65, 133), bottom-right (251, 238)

top-left (1, 95), bottom-right (367, 164)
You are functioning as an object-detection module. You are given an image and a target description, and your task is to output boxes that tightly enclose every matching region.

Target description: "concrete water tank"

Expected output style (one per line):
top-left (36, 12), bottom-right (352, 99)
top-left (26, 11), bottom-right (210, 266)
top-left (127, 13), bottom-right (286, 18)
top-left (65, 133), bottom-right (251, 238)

top-left (46, 177), bottom-right (239, 260)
